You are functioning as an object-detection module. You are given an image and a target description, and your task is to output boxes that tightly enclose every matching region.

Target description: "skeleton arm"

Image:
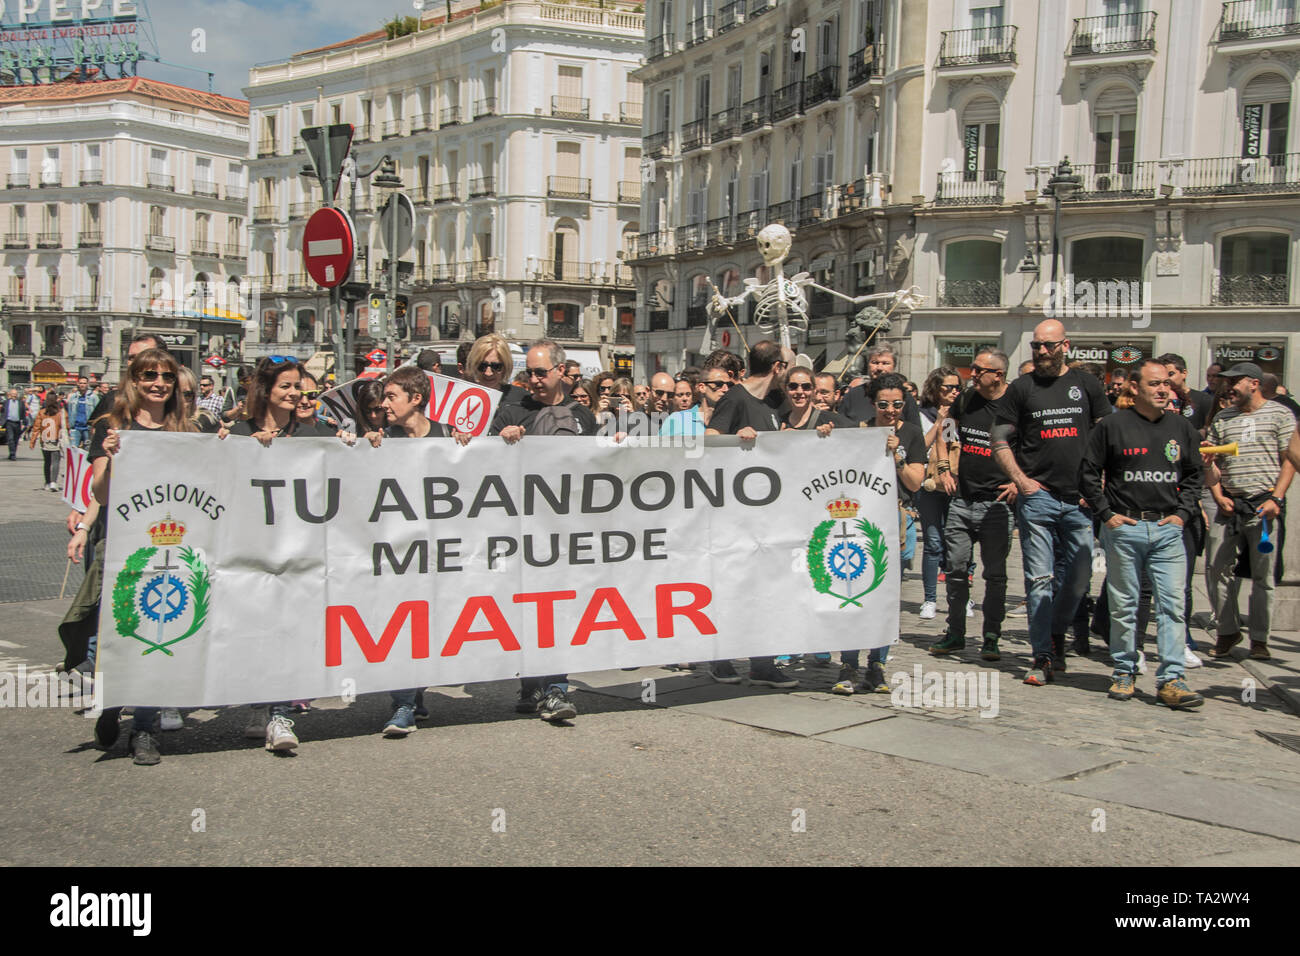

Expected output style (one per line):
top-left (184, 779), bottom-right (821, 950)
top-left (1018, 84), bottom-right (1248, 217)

top-left (799, 284), bottom-right (925, 309)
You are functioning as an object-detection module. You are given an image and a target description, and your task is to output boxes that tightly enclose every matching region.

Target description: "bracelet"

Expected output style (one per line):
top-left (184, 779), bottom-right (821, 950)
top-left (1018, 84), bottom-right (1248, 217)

top-left (936, 460), bottom-right (951, 472)
top-left (75, 522), bottom-right (87, 532)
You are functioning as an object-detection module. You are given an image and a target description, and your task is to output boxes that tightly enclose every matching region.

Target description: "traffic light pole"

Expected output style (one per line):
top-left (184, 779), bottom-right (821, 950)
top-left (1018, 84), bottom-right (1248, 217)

top-left (386, 193), bottom-right (400, 373)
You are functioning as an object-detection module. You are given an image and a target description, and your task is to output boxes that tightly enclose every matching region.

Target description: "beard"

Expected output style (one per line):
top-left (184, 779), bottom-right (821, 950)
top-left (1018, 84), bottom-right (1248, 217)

top-left (1033, 351), bottom-right (1064, 375)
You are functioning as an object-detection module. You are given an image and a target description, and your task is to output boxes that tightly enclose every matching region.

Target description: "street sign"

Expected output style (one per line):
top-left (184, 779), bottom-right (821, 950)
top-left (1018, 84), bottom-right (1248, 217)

top-left (365, 349), bottom-right (387, 366)
top-left (378, 192), bottom-right (415, 258)
top-left (204, 355), bottom-right (227, 368)
top-left (301, 124), bottom-right (354, 201)
top-left (303, 207), bottom-right (356, 289)
top-left (367, 296), bottom-right (388, 338)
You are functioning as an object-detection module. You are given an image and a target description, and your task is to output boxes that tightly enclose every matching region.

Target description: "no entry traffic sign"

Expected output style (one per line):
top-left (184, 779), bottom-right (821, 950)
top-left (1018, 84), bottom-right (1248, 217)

top-left (303, 207), bottom-right (356, 289)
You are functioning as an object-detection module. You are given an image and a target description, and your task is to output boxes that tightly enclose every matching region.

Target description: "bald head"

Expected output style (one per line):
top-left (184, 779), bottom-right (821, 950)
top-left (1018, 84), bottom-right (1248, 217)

top-left (650, 372), bottom-right (676, 413)
top-left (1029, 319), bottom-right (1069, 377)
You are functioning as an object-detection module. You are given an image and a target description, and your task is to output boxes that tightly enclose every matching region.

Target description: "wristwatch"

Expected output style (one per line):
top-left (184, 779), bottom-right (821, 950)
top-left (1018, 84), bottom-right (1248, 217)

top-left (75, 522), bottom-right (88, 532)
top-left (1268, 494), bottom-right (1285, 508)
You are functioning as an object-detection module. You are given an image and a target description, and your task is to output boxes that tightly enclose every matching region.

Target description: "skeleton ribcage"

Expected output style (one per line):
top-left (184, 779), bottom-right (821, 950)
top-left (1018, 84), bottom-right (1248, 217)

top-left (753, 279), bottom-right (809, 335)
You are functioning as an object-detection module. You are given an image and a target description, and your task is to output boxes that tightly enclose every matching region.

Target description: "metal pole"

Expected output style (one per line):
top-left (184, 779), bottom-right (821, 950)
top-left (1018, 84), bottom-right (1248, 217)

top-left (386, 194), bottom-right (398, 373)
top-left (1051, 191), bottom-right (1061, 292)
top-left (344, 163), bottom-right (357, 382)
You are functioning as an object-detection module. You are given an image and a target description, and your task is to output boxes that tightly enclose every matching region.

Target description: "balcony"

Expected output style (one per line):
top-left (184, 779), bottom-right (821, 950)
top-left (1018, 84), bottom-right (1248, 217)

top-left (1180, 153), bottom-right (1300, 194)
top-left (226, 184), bottom-right (248, 201)
top-left (648, 34), bottom-right (674, 61)
top-left (146, 234), bottom-right (176, 252)
top-left (1069, 11), bottom-right (1157, 56)
top-left (748, 0), bottom-right (772, 17)
top-left (1069, 162), bottom-right (1157, 199)
top-left (287, 273), bottom-right (312, 292)
top-left (551, 95), bottom-right (590, 120)
top-left (631, 231), bottom-right (667, 259)
top-left (938, 26), bottom-right (1018, 68)
top-left (619, 101), bottom-right (642, 125)
top-left (706, 216), bottom-right (735, 246)
top-left (72, 296), bottom-right (98, 311)
top-left (1213, 272), bottom-right (1289, 305)
top-left (473, 97), bottom-right (498, 119)
top-left (33, 295), bottom-right (62, 310)
top-left (547, 176), bottom-right (591, 199)
top-left (1218, 0), bottom-right (1300, 42)
top-left (681, 118), bottom-right (711, 153)
top-left (468, 176), bottom-right (496, 197)
top-left (645, 130), bottom-right (673, 158)
top-left (675, 223), bottom-right (707, 252)
top-left (36, 231), bottom-right (61, 248)
top-left (223, 244), bottom-right (246, 260)
top-left (741, 94), bottom-right (771, 131)
top-left (687, 15), bottom-right (714, 47)
top-left (546, 313), bottom-right (581, 339)
top-left (935, 169), bottom-right (1005, 205)
top-left (432, 182), bottom-right (459, 203)
top-left (711, 105), bottom-right (741, 141)
top-left (718, 0), bottom-right (744, 33)
top-left (289, 201), bottom-right (315, 219)
top-left (617, 180), bottom-right (641, 204)
top-left (798, 191), bottom-right (830, 227)
top-left (6, 173), bottom-right (28, 188)
top-left (191, 240), bottom-right (220, 257)
top-left (802, 66), bottom-right (839, 111)
top-left (426, 264), bottom-right (457, 284)
top-left (193, 179), bottom-right (219, 199)
top-left (257, 137), bottom-right (276, 157)
top-left (539, 260), bottom-right (592, 282)
top-left (77, 231), bottom-right (102, 247)
top-left (38, 174), bottom-right (62, 188)
top-left (377, 119), bottom-right (400, 139)
top-left (79, 169), bottom-right (104, 186)
top-left (771, 80), bottom-right (802, 122)
top-left (938, 279), bottom-right (1002, 308)
top-left (649, 310), bottom-right (670, 331)
top-left (410, 113), bottom-right (432, 133)
top-left (147, 173), bottom-right (175, 191)
top-left (253, 204), bottom-right (276, 221)
top-left (611, 264), bottom-right (635, 287)
top-left (354, 124), bottom-right (373, 141)
top-left (440, 106), bottom-right (461, 127)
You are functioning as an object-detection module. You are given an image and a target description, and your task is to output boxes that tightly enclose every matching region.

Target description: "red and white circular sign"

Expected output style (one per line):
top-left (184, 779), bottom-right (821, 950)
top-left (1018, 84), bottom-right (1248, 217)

top-left (302, 208), bottom-right (355, 289)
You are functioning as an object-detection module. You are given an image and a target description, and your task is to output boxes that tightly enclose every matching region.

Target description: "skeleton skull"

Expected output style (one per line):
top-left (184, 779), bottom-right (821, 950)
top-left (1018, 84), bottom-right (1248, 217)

top-left (756, 223), bottom-right (792, 267)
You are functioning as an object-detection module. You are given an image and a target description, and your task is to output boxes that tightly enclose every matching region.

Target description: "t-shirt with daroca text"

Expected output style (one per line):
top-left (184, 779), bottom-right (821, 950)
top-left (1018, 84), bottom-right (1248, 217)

top-left (995, 367), bottom-right (1110, 500)
top-left (707, 383), bottom-right (781, 435)
top-left (948, 388), bottom-right (1007, 502)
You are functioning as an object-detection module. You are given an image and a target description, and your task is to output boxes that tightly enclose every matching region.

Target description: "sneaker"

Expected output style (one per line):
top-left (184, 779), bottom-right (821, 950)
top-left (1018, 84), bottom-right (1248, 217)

top-left (831, 665), bottom-right (862, 695)
top-left (1157, 678), bottom-right (1204, 709)
top-left (1073, 633), bottom-right (1091, 657)
top-left (929, 633), bottom-right (966, 656)
top-left (383, 704), bottom-right (417, 737)
top-left (1137, 651), bottom-right (1147, 675)
top-left (774, 655), bottom-right (794, 666)
top-left (1212, 632), bottom-right (1242, 659)
top-left (414, 689), bottom-right (429, 720)
top-left (865, 662), bottom-right (891, 693)
top-left (1024, 657), bottom-right (1054, 686)
top-left (748, 664), bottom-right (799, 689)
top-left (1183, 645), bottom-right (1204, 669)
top-left (539, 689), bottom-right (577, 721)
top-left (966, 600), bottom-right (975, 618)
top-left (1007, 601), bottom-right (1027, 616)
top-left (244, 706), bottom-right (268, 739)
top-left (265, 715), bottom-right (298, 752)
top-left (94, 707), bottom-right (121, 749)
top-left (1249, 642), bottom-right (1272, 661)
top-left (130, 730), bottom-right (161, 766)
top-left (709, 661), bottom-right (742, 684)
top-left (919, 601), bottom-right (937, 620)
top-left (1107, 673), bottom-right (1136, 701)
top-left (980, 636), bottom-right (1001, 661)
top-left (515, 687), bottom-right (544, 714)
top-left (809, 652), bottom-right (833, 665)
top-left (1051, 634), bottom-right (1067, 673)
top-left (160, 708), bottom-right (183, 732)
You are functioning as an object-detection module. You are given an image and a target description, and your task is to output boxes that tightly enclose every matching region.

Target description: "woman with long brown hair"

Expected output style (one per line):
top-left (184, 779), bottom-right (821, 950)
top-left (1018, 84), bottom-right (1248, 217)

top-left (29, 391), bottom-right (67, 490)
top-left (915, 365), bottom-right (963, 620)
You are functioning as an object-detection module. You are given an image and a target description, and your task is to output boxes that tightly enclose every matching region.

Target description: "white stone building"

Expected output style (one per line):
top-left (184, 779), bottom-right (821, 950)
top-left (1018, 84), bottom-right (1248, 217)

top-left (243, 1), bottom-right (645, 375)
top-left (0, 78), bottom-right (250, 388)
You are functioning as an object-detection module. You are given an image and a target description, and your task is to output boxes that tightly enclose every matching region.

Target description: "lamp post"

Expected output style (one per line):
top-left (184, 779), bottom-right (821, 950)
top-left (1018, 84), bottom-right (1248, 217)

top-left (1042, 157), bottom-right (1081, 302)
top-left (370, 158), bottom-right (405, 372)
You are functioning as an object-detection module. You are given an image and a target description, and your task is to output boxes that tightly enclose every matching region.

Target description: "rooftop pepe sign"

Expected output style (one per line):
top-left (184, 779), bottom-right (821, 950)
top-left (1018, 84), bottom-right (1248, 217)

top-left (0, 0), bottom-right (146, 84)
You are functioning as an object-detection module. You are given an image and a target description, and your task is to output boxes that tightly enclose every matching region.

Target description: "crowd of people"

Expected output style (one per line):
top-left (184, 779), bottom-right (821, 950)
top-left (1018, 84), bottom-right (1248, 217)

top-left (46, 322), bottom-right (1300, 766)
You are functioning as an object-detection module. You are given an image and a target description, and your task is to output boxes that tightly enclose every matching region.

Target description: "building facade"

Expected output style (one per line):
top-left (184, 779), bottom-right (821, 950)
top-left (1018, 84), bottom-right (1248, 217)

top-left (0, 78), bottom-right (249, 388)
top-left (243, 0), bottom-right (645, 375)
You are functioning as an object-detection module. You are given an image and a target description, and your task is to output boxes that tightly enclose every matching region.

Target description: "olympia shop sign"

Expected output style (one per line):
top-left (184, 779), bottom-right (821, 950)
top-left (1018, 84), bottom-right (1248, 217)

top-left (98, 430), bottom-right (900, 707)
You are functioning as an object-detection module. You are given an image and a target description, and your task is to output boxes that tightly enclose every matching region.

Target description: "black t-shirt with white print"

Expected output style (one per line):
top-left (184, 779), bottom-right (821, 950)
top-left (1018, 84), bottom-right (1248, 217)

top-left (948, 388), bottom-right (1008, 502)
top-left (996, 367), bottom-right (1110, 500)
top-left (708, 383), bottom-right (781, 434)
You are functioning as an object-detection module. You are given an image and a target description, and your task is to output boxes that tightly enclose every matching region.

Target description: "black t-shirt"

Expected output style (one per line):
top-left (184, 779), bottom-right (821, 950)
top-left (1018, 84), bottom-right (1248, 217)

top-left (384, 420), bottom-right (452, 439)
top-left (88, 418), bottom-right (166, 536)
top-left (948, 388), bottom-right (1008, 502)
top-left (995, 367), bottom-right (1110, 499)
top-left (708, 383), bottom-right (781, 434)
top-left (1080, 407), bottom-right (1203, 523)
top-left (1167, 388), bottom-right (1214, 432)
top-left (227, 418), bottom-right (335, 438)
top-left (784, 407), bottom-right (856, 431)
top-left (869, 419), bottom-right (926, 504)
top-left (839, 382), bottom-right (923, 429)
top-left (490, 394), bottom-right (599, 435)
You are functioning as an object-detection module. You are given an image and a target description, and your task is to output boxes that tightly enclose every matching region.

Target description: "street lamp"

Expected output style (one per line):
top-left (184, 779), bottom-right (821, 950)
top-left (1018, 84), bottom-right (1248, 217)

top-left (1042, 156), bottom-right (1081, 293)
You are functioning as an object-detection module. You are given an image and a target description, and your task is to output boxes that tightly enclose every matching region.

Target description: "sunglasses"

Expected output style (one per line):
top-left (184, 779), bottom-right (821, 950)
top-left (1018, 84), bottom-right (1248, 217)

top-left (787, 382), bottom-right (814, 392)
top-left (300, 390), bottom-right (320, 400)
top-left (875, 400), bottom-right (906, 410)
top-left (940, 383), bottom-right (960, 391)
top-left (598, 384), bottom-right (613, 393)
top-left (478, 361), bottom-right (505, 373)
top-left (702, 381), bottom-right (732, 391)
top-left (971, 365), bottom-right (1003, 377)
top-left (1030, 340), bottom-right (1065, 351)
top-left (266, 355), bottom-right (298, 365)
top-left (652, 388), bottom-right (673, 398)
top-left (136, 370), bottom-right (177, 384)
top-left (526, 366), bottom-right (555, 378)
top-left (183, 391), bottom-right (195, 400)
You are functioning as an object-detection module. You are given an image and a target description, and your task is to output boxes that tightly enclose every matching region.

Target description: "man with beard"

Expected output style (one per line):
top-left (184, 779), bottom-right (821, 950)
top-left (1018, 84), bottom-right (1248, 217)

top-left (838, 344), bottom-right (923, 428)
top-left (660, 368), bottom-right (727, 437)
top-left (992, 319), bottom-right (1110, 685)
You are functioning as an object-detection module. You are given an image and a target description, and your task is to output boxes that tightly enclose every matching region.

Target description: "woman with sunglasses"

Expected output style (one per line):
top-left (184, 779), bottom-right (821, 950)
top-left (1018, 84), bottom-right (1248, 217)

top-left (292, 371), bottom-right (337, 436)
top-left (82, 348), bottom-right (198, 766)
top-left (570, 379), bottom-right (597, 410)
top-left (914, 366), bottom-right (963, 620)
top-left (466, 333), bottom-right (521, 405)
top-left (780, 367), bottom-right (856, 433)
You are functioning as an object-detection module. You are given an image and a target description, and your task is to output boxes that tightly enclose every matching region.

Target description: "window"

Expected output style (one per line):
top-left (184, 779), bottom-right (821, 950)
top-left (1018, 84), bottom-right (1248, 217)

top-left (11, 323), bottom-right (31, 354)
top-left (695, 73), bottom-right (711, 120)
top-left (1093, 85), bottom-right (1137, 172)
top-left (555, 141), bottom-right (581, 178)
top-left (477, 299), bottom-right (495, 337)
top-left (82, 202), bottom-right (101, 234)
top-left (42, 202), bottom-right (58, 232)
top-left (941, 239), bottom-right (1001, 307)
top-left (440, 302), bottom-right (460, 338)
top-left (85, 324), bottom-right (102, 358)
top-left (12, 148), bottom-right (27, 176)
top-left (41, 147), bottom-right (59, 185)
top-left (970, 3), bottom-right (1004, 30)
top-left (44, 324), bottom-right (63, 356)
top-left (547, 302), bottom-right (580, 338)
top-left (83, 143), bottom-right (101, 173)
top-left (1242, 73), bottom-right (1289, 165)
top-left (961, 96), bottom-right (1001, 178)
top-left (331, 101), bottom-right (342, 124)
top-left (659, 88), bottom-right (672, 132)
top-left (1218, 232), bottom-right (1289, 304)
top-left (149, 205), bottom-right (164, 235)
top-left (817, 18), bottom-right (838, 70)
top-left (558, 65), bottom-right (583, 99)
top-left (9, 203), bottom-right (24, 232)
top-left (262, 309), bottom-right (281, 343)
top-left (550, 221), bottom-right (578, 280)
top-left (227, 217), bottom-right (242, 250)
top-left (195, 212), bottom-right (210, 242)
top-left (413, 303), bottom-right (432, 340)
top-left (295, 308), bottom-right (316, 343)
top-left (1070, 237), bottom-right (1144, 309)
top-left (195, 156), bottom-right (212, 190)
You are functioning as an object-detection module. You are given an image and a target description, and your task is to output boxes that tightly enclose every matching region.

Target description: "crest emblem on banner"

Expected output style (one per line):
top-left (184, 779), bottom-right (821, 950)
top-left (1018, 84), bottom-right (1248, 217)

top-left (112, 516), bottom-right (210, 657)
top-left (806, 499), bottom-right (888, 608)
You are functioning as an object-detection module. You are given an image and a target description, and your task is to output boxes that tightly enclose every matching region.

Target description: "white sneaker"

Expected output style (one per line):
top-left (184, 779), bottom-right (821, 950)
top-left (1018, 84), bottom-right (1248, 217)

top-left (244, 706), bottom-right (267, 739)
top-left (160, 708), bottom-right (183, 731)
top-left (1137, 652), bottom-right (1147, 675)
top-left (47, 482), bottom-right (58, 492)
top-left (966, 601), bottom-right (975, 618)
top-left (265, 714), bottom-right (298, 752)
top-left (1184, 645), bottom-right (1204, 668)
top-left (919, 601), bottom-right (937, 620)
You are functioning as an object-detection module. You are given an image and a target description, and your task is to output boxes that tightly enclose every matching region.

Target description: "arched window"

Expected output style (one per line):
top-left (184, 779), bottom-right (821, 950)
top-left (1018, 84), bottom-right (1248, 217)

top-left (1241, 72), bottom-right (1290, 167)
top-left (687, 274), bottom-right (710, 328)
top-left (960, 95), bottom-right (1001, 180)
top-left (192, 272), bottom-right (212, 313)
top-left (440, 301), bottom-right (460, 338)
top-left (1093, 84), bottom-right (1137, 173)
top-left (476, 297), bottom-right (495, 337)
top-left (295, 308), bottom-right (316, 343)
top-left (149, 266), bottom-right (167, 311)
top-left (941, 239), bottom-right (1001, 307)
top-left (550, 219), bottom-right (579, 281)
top-left (412, 303), bottom-right (432, 341)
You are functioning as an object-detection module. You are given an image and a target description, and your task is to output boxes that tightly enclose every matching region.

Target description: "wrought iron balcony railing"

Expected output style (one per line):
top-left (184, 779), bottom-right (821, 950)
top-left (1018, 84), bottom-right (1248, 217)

top-left (938, 26), bottom-right (1018, 67)
top-left (648, 34), bottom-right (674, 61)
top-left (1068, 161), bottom-right (1157, 199)
top-left (1069, 11), bottom-right (1158, 55)
top-left (253, 204), bottom-right (277, 221)
top-left (147, 173), bottom-right (175, 191)
top-left (802, 66), bottom-right (839, 110)
top-left (36, 231), bottom-right (61, 248)
top-left (681, 118), bottom-right (711, 152)
top-left (848, 45), bottom-right (886, 89)
top-left (410, 113), bottom-right (432, 132)
top-left (1180, 153), bottom-right (1300, 194)
top-left (741, 94), bottom-right (771, 131)
top-left (687, 15), bottom-right (714, 46)
top-left (1212, 272), bottom-right (1289, 304)
top-left (551, 95), bottom-right (590, 119)
top-left (383, 119), bottom-right (404, 138)
top-left (619, 101), bottom-right (642, 124)
top-left (192, 179), bottom-right (219, 199)
top-left (718, 0), bottom-right (744, 33)
top-left (547, 176), bottom-right (591, 199)
top-left (78, 231), bottom-right (103, 247)
top-left (440, 106), bottom-right (461, 126)
top-left (705, 216), bottom-right (735, 246)
top-left (539, 260), bottom-right (593, 282)
top-left (468, 177), bottom-right (496, 197)
top-left (6, 173), bottom-right (28, 188)
top-left (645, 130), bottom-right (673, 157)
top-left (711, 105), bottom-right (742, 140)
top-left (432, 182), bottom-right (459, 203)
top-left (223, 244), bottom-right (247, 259)
top-left (79, 169), bottom-right (104, 186)
top-left (474, 97), bottom-right (498, 118)
top-left (191, 240), bottom-right (220, 257)
top-left (771, 80), bottom-right (802, 121)
top-left (938, 279), bottom-right (1002, 307)
top-left (935, 168), bottom-right (1005, 205)
top-left (257, 137), bottom-right (276, 157)
top-left (649, 310), bottom-right (670, 331)
top-left (675, 223), bottom-right (706, 251)
top-left (1219, 0), bottom-right (1300, 41)
top-left (617, 180), bottom-right (641, 203)
top-left (226, 185), bottom-right (248, 201)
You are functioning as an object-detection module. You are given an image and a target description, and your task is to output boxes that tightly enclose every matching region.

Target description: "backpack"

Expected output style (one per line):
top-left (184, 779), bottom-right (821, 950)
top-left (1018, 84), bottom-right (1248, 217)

top-left (528, 402), bottom-right (586, 436)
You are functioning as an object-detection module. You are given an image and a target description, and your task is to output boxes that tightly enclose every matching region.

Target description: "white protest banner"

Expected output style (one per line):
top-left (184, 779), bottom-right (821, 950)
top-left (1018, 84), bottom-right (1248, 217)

top-left (318, 371), bottom-right (498, 436)
top-left (98, 429), bottom-right (899, 708)
top-left (61, 444), bottom-right (93, 511)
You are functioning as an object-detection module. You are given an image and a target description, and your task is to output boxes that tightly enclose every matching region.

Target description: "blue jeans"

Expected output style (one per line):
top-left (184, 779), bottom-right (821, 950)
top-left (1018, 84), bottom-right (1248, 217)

top-left (71, 425), bottom-right (90, 449)
top-left (1102, 520), bottom-right (1186, 684)
top-left (1016, 491), bottom-right (1094, 662)
top-left (915, 489), bottom-right (949, 603)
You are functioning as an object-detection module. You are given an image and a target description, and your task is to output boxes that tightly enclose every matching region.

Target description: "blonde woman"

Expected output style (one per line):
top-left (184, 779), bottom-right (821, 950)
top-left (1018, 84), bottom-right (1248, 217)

top-left (466, 333), bottom-right (516, 401)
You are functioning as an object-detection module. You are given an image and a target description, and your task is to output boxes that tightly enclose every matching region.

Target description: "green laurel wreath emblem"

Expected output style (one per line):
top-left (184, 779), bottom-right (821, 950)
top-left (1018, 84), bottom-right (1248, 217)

top-left (807, 518), bottom-right (888, 608)
top-left (112, 545), bottom-right (211, 657)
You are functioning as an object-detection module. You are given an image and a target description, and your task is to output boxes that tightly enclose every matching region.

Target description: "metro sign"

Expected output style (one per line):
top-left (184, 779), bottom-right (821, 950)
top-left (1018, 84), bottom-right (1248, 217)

top-left (365, 349), bottom-right (387, 366)
top-left (302, 207), bottom-right (355, 289)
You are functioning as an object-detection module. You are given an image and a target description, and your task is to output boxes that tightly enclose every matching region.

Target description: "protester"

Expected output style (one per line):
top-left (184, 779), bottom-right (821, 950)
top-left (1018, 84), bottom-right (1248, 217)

top-left (1081, 359), bottom-right (1204, 708)
top-left (634, 382), bottom-right (651, 410)
top-left (660, 366), bottom-right (731, 436)
top-left (1261, 373), bottom-right (1300, 421)
top-left (571, 379), bottom-right (596, 410)
top-left (66, 376), bottom-right (99, 450)
top-left (4, 387), bottom-right (26, 460)
top-left (781, 367), bottom-right (853, 432)
top-left (28, 392), bottom-right (66, 490)
top-left (992, 319), bottom-right (1110, 685)
top-left (196, 373), bottom-right (226, 421)
top-left (838, 343), bottom-right (923, 427)
top-left (354, 379), bottom-right (388, 441)
top-left (915, 366), bottom-right (962, 619)
top-left (1204, 363), bottom-right (1224, 395)
top-left (813, 373), bottom-right (838, 412)
top-left (672, 373), bottom-right (698, 411)
top-left (562, 360), bottom-right (582, 392)
top-left (1158, 353), bottom-right (1214, 434)
top-left (1202, 362), bottom-right (1296, 661)
top-left (1105, 368), bottom-right (1129, 406)
top-left (702, 348), bottom-right (744, 383)
top-left (290, 371), bottom-right (335, 435)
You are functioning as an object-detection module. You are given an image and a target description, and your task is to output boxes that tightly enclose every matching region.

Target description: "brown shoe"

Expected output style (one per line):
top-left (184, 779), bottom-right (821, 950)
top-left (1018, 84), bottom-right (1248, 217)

top-left (1212, 633), bottom-right (1242, 659)
top-left (1157, 678), bottom-right (1204, 709)
top-left (1249, 642), bottom-right (1272, 661)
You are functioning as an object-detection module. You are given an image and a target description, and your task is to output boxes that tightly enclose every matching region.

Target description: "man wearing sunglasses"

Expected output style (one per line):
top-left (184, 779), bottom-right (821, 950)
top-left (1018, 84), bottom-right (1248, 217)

top-left (929, 349), bottom-right (1015, 662)
top-left (991, 319), bottom-right (1110, 686)
top-left (839, 344), bottom-right (923, 428)
top-left (649, 372), bottom-right (676, 416)
top-left (660, 368), bottom-right (731, 437)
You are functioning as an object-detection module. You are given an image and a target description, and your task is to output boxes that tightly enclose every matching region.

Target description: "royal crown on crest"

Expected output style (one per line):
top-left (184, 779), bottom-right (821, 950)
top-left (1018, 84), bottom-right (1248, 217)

top-left (148, 516), bottom-right (186, 546)
top-left (826, 498), bottom-right (860, 519)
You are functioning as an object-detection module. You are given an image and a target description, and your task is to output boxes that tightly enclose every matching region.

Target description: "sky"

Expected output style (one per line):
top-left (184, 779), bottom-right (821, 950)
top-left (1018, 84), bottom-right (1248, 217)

top-left (141, 0), bottom-right (407, 99)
